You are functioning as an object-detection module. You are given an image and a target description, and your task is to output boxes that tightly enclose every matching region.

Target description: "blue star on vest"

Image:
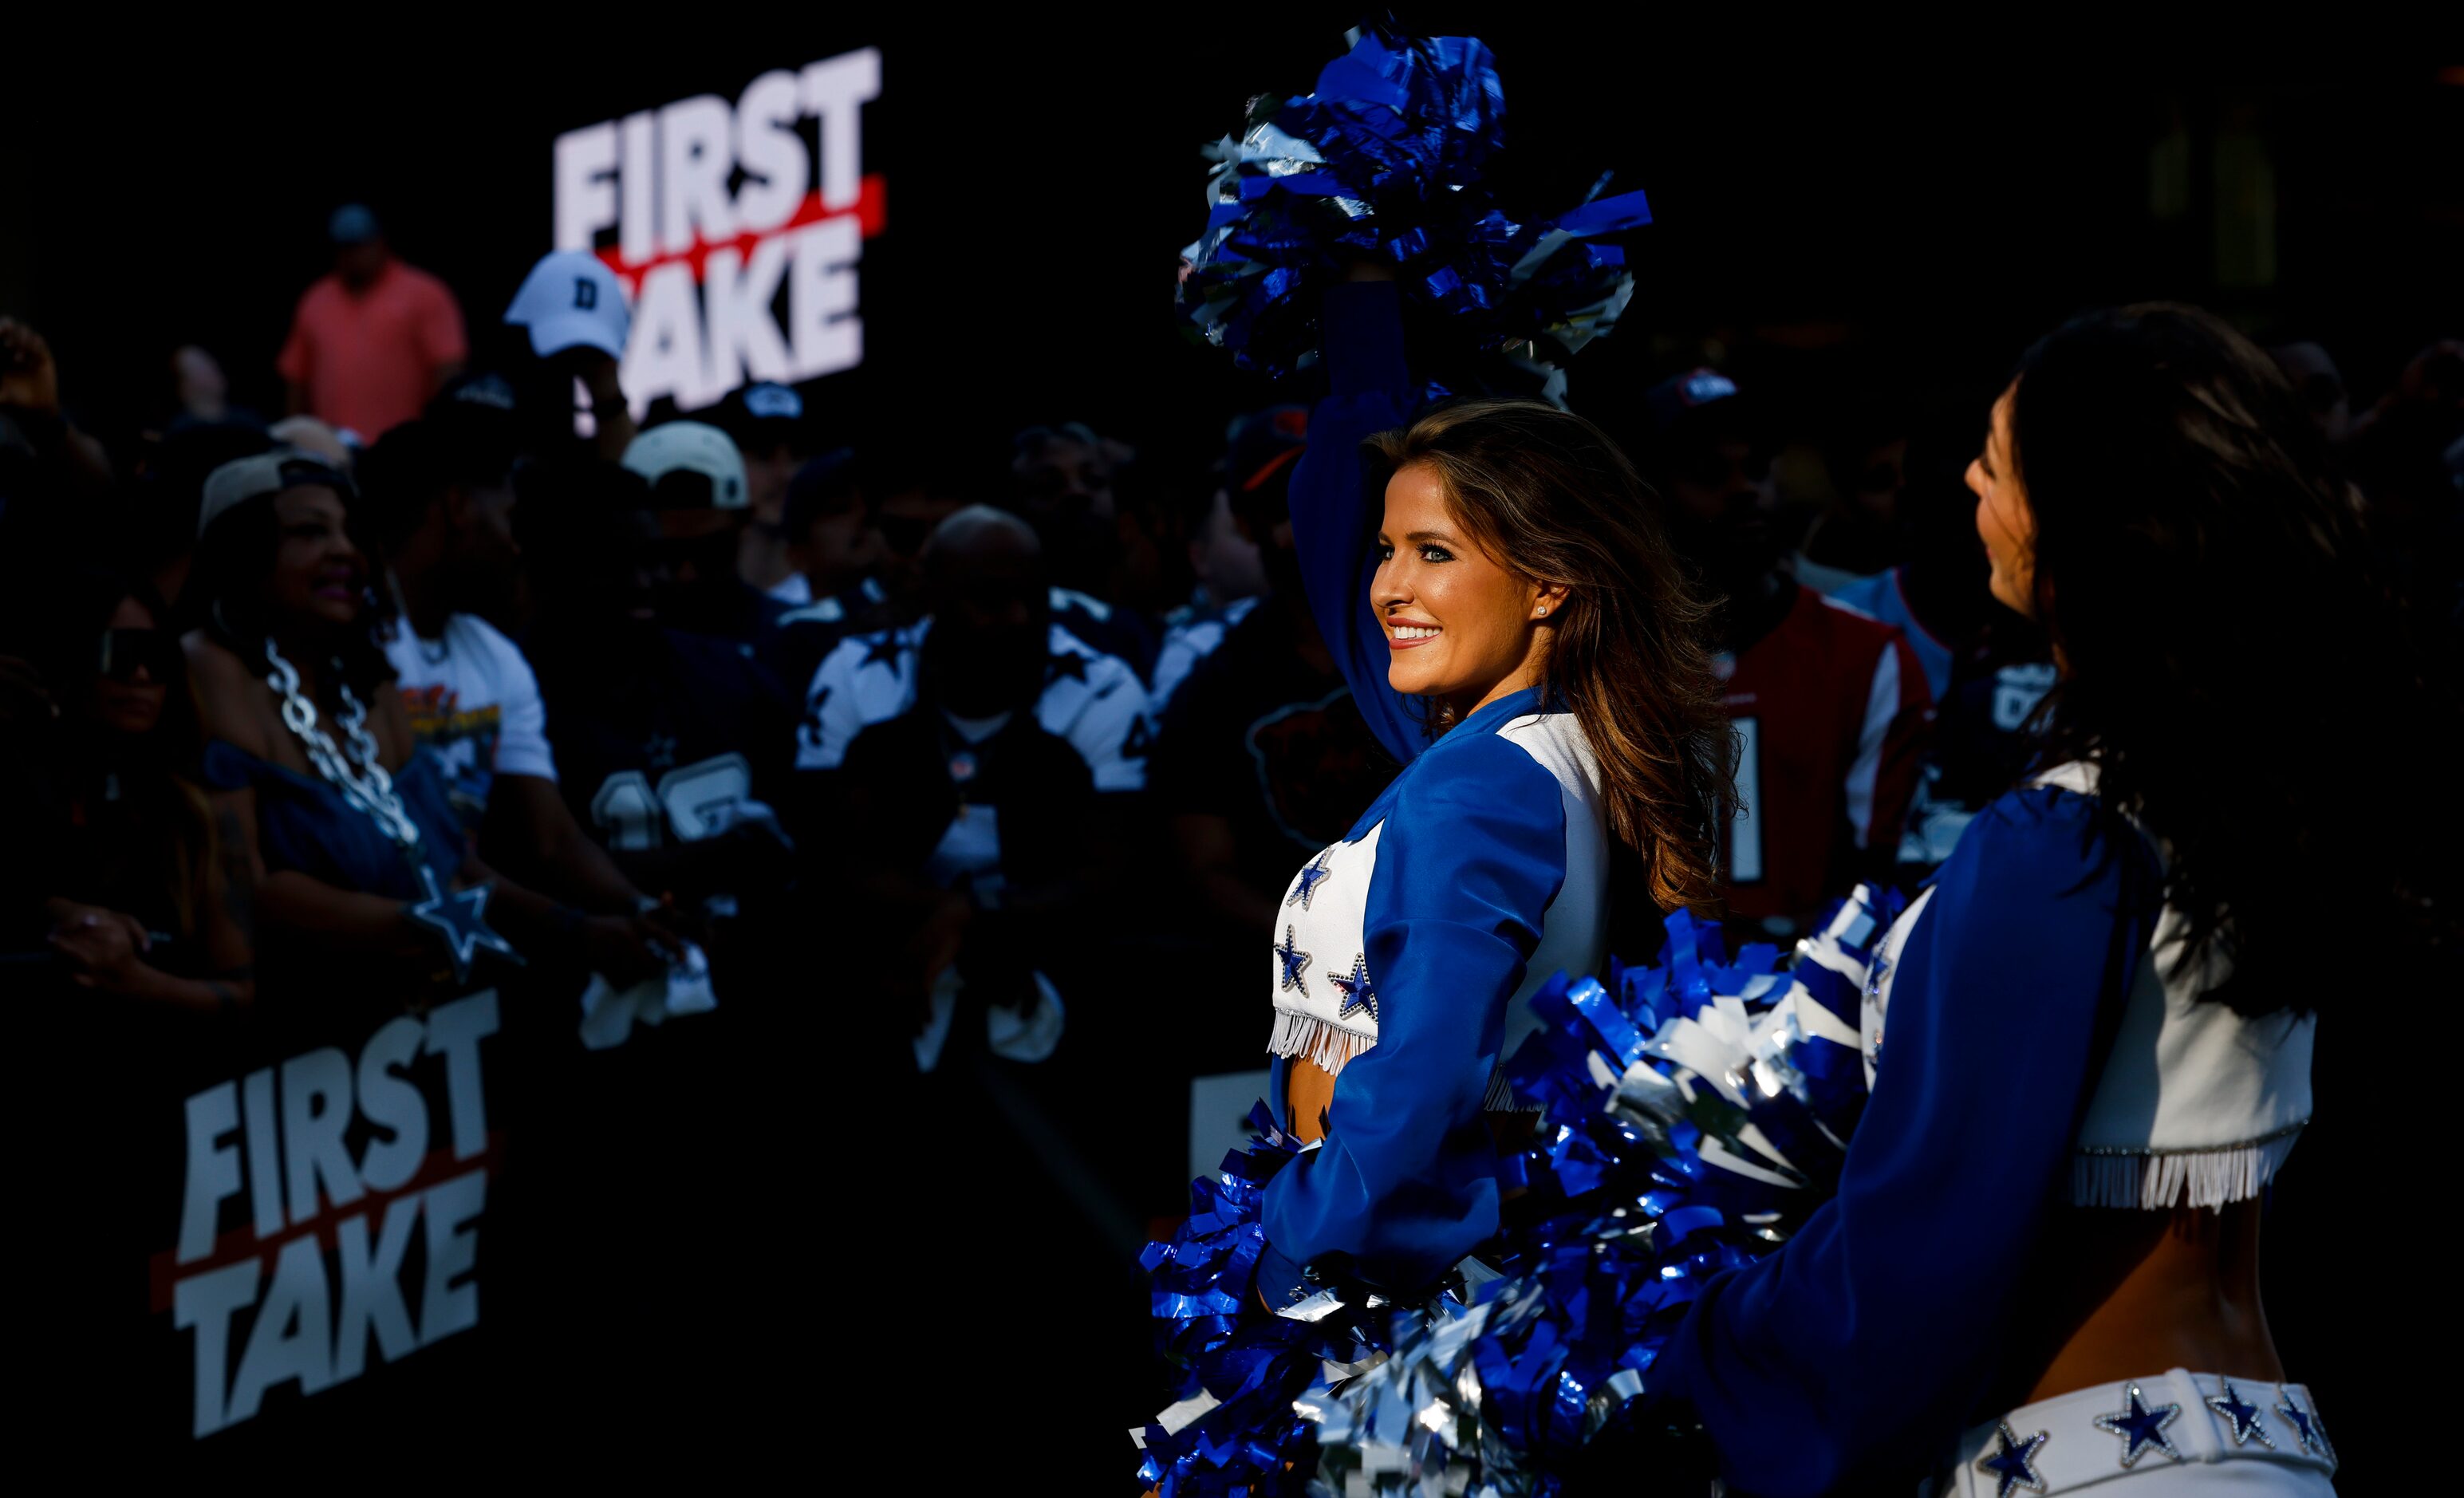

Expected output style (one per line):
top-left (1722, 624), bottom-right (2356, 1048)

top-left (1286, 849), bottom-right (1335, 910)
top-left (859, 633), bottom-right (907, 672)
top-left (405, 865), bottom-right (523, 986)
top-left (2206, 1378), bottom-right (2272, 1449)
top-left (1973, 1422), bottom-right (2049, 1497)
top-left (2092, 1383), bottom-right (2182, 1468)
top-left (1327, 953), bottom-right (1378, 1023)
top-left (1047, 650), bottom-right (1090, 684)
top-left (2273, 1386), bottom-right (2329, 1458)
top-left (1275, 926), bottom-right (1313, 992)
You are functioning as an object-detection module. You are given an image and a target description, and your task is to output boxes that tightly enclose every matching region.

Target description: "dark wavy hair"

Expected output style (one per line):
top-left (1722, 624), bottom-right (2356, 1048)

top-left (1366, 398), bottom-right (1736, 914)
top-left (2010, 303), bottom-right (2458, 1015)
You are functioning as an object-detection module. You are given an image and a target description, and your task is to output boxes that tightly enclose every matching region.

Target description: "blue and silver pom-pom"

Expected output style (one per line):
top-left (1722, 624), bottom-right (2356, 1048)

top-left (1303, 885), bottom-right (1906, 1496)
top-left (1177, 30), bottom-right (1654, 392)
top-left (1135, 1104), bottom-right (1394, 1496)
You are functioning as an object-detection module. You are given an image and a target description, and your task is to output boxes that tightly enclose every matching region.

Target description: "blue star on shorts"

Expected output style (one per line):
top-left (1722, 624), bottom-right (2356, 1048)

top-left (1973, 1422), bottom-right (2048, 1496)
top-left (2092, 1383), bottom-right (2182, 1468)
top-left (2206, 1378), bottom-right (2273, 1449)
top-left (2273, 1386), bottom-right (2330, 1459)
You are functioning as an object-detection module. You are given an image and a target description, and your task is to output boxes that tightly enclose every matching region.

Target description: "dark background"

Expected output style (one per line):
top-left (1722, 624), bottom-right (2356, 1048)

top-left (10, 28), bottom-right (2459, 463)
top-left (8, 20), bottom-right (2458, 1486)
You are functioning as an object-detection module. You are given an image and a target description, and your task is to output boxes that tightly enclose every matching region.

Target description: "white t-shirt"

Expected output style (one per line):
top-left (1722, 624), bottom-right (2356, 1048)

top-left (384, 611), bottom-right (558, 832)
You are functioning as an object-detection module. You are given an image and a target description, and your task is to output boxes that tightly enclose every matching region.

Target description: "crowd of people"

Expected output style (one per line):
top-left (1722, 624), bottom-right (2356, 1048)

top-left (2, 199), bottom-right (2459, 1468)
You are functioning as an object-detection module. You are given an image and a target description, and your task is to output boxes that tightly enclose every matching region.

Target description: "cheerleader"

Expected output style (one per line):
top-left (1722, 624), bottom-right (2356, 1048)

top-left (1648, 305), bottom-right (2452, 1494)
top-left (1254, 267), bottom-right (1733, 1296)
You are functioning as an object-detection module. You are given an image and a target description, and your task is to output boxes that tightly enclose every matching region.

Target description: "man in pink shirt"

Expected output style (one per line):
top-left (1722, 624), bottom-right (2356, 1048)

top-left (278, 204), bottom-right (467, 442)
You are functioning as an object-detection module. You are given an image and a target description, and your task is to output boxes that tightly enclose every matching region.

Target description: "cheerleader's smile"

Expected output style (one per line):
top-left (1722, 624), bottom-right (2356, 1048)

top-left (1373, 461), bottom-right (1563, 712)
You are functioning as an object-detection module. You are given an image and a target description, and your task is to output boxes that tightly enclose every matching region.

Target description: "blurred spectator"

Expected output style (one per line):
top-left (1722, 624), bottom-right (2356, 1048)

top-left (499, 250), bottom-right (637, 465)
top-left (1150, 414), bottom-right (1394, 946)
top-left (623, 420), bottom-right (788, 653)
top-left (1825, 400), bottom-right (2055, 876)
top-left (1793, 400), bottom-right (1908, 588)
top-left (278, 204), bottom-right (467, 442)
top-left (162, 344), bottom-right (262, 432)
top-left (363, 409), bottom-right (669, 937)
top-left (2346, 338), bottom-right (2464, 665)
top-left (770, 450), bottom-right (892, 694)
top-left (181, 449), bottom-right (662, 1003)
top-left (796, 507), bottom-right (1149, 1063)
top-left (21, 574), bottom-right (254, 1011)
top-left (131, 419), bottom-right (275, 612)
top-left (2266, 340), bottom-right (2352, 444)
top-left (2, 317), bottom-right (115, 499)
top-left (1149, 407), bottom-right (1304, 713)
top-left (522, 467), bottom-right (798, 909)
top-left (1640, 368), bottom-right (1931, 935)
top-left (1010, 420), bottom-right (1157, 676)
top-left (721, 382), bottom-right (814, 602)
top-left (268, 415), bottom-right (356, 471)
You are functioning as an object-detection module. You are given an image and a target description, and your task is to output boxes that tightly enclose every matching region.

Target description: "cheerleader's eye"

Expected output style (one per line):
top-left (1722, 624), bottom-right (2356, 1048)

top-left (1419, 544), bottom-right (1454, 563)
top-left (1375, 542), bottom-right (1396, 562)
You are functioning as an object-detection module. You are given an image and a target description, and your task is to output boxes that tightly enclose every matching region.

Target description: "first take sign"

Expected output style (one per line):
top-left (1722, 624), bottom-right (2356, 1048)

top-left (552, 49), bottom-right (885, 416)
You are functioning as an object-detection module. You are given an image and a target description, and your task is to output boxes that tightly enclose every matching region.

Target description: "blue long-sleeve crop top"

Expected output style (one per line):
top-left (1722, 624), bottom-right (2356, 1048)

top-left (1258, 283), bottom-right (1614, 1296)
top-left (1650, 783), bottom-right (2158, 1494)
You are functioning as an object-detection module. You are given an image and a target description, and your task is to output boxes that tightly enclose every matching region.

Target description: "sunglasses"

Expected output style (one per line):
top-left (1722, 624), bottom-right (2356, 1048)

top-left (97, 628), bottom-right (180, 684)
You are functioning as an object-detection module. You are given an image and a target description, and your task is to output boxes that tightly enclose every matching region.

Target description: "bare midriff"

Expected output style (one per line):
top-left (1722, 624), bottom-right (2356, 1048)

top-left (1283, 1056), bottom-right (1540, 1160)
top-left (2005, 1198), bottom-right (2282, 1405)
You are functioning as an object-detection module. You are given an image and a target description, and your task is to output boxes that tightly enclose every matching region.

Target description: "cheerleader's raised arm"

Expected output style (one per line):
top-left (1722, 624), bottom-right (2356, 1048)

top-left (1287, 275), bottom-right (1425, 768)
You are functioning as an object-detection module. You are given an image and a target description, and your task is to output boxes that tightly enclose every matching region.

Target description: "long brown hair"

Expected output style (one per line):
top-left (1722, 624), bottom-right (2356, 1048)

top-left (1366, 398), bottom-right (1735, 913)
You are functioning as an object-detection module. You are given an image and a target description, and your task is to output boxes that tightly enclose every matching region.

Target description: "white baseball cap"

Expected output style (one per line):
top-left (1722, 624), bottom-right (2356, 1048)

top-left (505, 250), bottom-right (630, 359)
top-left (623, 421), bottom-right (749, 510)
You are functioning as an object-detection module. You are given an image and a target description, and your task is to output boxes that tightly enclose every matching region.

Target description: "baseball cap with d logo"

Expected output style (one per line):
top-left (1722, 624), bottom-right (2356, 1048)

top-left (505, 250), bottom-right (631, 360)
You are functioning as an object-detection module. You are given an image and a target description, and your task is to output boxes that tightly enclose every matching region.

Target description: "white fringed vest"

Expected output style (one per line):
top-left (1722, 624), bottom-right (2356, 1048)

top-left (1863, 762), bottom-right (2315, 1210)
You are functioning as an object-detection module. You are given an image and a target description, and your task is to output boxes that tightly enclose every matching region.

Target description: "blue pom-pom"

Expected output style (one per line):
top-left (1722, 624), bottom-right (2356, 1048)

top-left (1177, 30), bottom-right (1651, 391)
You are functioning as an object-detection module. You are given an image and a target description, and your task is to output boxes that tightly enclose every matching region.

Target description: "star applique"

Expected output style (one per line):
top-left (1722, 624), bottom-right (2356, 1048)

top-left (1973, 1422), bottom-right (2049, 1497)
top-left (858, 633), bottom-right (907, 672)
top-left (2206, 1378), bottom-right (2272, 1449)
top-left (643, 731), bottom-right (678, 772)
top-left (1327, 953), bottom-right (1378, 1023)
top-left (405, 866), bottom-right (523, 985)
top-left (1047, 650), bottom-right (1090, 684)
top-left (1275, 926), bottom-right (1313, 992)
top-left (2273, 1386), bottom-right (2330, 1459)
top-left (1286, 850), bottom-right (1335, 910)
top-left (2092, 1382), bottom-right (2182, 1468)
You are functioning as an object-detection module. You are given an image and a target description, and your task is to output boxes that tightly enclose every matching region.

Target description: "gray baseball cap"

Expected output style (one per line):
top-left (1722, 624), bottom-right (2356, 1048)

top-left (198, 448), bottom-right (356, 538)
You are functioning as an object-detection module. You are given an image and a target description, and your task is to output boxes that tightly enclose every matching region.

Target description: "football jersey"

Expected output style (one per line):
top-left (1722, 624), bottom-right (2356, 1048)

top-left (531, 626), bottom-right (797, 861)
top-left (1149, 593), bottom-right (1261, 716)
top-left (795, 619), bottom-right (1151, 791)
top-left (1717, 584), bottom-right (1932, 932)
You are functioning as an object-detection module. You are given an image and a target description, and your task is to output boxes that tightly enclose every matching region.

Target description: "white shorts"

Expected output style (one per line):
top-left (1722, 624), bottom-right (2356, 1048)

top-left (1936, 1370), bottom-right (2336, 1495)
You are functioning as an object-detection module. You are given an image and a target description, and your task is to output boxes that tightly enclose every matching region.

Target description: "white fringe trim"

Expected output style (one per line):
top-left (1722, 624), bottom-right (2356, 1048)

top-left (2070, 1122), bottom-right (2306, 1211)
top-left (1268, 1008), bottom-right (1375, 1076)
top-left (1266, 1011), bottom-right (1542, 1114)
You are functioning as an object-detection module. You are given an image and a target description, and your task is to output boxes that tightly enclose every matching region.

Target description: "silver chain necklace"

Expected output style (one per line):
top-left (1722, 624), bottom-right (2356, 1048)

top-left (264, 638), bottom-right (424, 848)
top-left (262, 637), bottom-right (520, 984)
